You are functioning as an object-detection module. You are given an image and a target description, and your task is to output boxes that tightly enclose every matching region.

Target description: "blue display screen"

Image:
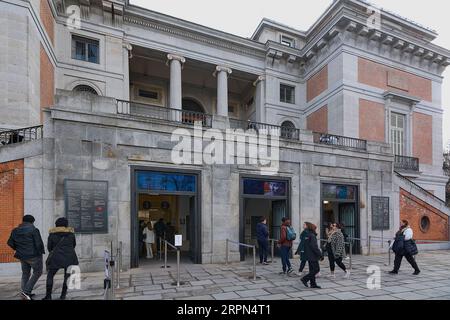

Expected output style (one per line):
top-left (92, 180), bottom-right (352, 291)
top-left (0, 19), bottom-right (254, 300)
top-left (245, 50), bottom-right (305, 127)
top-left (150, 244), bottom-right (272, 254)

top-left (137, 171), bottom-right (196, 192)
top-left (243, 179), bottom-right (287, 197)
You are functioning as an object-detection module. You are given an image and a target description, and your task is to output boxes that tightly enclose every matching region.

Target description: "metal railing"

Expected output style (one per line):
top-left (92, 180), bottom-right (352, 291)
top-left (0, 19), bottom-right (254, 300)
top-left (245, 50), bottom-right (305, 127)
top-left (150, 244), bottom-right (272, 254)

top-left (269, 238), bottom-right (279, 263)
top-left (225, 239), bottom-right (258, 280)
top-left (395, 171), bottom-right (448, 206)
top-left (394, 155), bottom-right (419, 172)
top-left (161, 238), bottom-right (184, 287)
top-left (0, 125), bottom-right (43, 147)
top-left (116, 100), bottom-right (212, 127)
top-left (313, 132), bottom-right (367, 151)
top-left (229, 119), bottom-right (300, 141)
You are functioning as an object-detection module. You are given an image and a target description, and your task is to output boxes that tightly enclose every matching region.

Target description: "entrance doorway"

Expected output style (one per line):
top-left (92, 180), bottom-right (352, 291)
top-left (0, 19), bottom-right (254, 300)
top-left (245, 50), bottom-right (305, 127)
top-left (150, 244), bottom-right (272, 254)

top-left (131, 168), bottom-right (201, 268)
top-left (240, 177), bottom-right (290, 261)
top-left (321, 183), bottom-right (360, 254)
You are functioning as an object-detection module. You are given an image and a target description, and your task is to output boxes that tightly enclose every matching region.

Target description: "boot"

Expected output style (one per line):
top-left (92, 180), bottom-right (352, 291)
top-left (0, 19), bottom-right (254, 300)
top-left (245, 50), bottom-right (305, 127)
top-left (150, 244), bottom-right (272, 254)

top-left (42, 294), bottom-right (52, 300)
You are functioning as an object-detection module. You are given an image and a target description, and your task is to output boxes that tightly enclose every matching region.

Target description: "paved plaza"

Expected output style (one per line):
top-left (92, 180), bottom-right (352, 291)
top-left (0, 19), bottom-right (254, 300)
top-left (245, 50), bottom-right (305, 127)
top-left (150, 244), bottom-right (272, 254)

top-left (1, 251), bottom-right (450, 300)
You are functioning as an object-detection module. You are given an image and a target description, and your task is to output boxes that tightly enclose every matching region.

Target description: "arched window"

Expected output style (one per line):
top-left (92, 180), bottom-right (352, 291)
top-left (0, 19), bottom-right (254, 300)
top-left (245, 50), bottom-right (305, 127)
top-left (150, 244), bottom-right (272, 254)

top-left (182, 98), bottom-right (205, 113)
top-left (73, 85), bottom-right (98, 95)
top-left (280, 121), bottom-right (297, 139)
top-left (181, 98), bottom-right (205, 125)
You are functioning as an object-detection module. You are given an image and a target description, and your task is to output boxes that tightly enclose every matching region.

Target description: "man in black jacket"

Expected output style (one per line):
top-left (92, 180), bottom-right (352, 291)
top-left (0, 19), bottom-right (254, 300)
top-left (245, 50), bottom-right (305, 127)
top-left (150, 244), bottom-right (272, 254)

top-left (7, 215), bottom-right (45, 300)
top-left (300, 222), bottom-right (322, 289)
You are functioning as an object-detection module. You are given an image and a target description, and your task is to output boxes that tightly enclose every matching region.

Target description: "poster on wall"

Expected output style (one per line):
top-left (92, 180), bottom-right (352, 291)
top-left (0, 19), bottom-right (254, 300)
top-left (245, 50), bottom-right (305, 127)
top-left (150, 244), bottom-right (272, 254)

top-left (64, 179), bottom-right (108, 234)
top-left (243, 179), bottom-right (287, 197)
top-left (371, 196), bottom-right (390, 231)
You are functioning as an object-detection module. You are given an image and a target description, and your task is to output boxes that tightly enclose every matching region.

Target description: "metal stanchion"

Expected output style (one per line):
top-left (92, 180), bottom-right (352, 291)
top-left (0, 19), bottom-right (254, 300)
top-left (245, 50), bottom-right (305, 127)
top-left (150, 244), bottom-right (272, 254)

top-left (349, 241), bottom-right (353, 270)
top-left (116, 241), bottom-right (122, 289)
top-left (252, 245), bottom-right (257, 281)
top-left (368, 236), bottom-right (371, 256)
top-left (159, 237), bottom-right (163, 261)
top-left (176, 249), bottom-right (181, 287)
top-left (270, 239), bottom-right (276, 263)
top-left (225, 239), bottom-right (229, 265)
top-left (388, 240), bottom-right (392, 266)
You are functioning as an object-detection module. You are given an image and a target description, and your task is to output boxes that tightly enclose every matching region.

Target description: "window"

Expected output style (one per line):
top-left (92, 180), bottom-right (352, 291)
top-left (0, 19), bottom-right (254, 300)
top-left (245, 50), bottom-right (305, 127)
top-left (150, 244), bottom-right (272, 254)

top-left (71, 35), bottom-right (99, 64)
top-left (281, 35), bottom-right (294, 48)
top-left (280, 84), bottom-right (295, 104)
top-left (280, 121), bottom-right (296, 139)
top-left (138, 89), bottom-right (159, 100)
top-left (73, 85), bottom-right (98, 95)
top-left (420, 216), bottom-right (430, 233)
top-left (391, 112), bottom-right (405, 156)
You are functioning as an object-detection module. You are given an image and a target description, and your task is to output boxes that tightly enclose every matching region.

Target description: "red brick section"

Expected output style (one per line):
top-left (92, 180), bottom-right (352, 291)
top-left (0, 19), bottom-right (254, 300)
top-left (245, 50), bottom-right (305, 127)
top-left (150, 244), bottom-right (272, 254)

top-left (0, 160), bottom-right (24, 263)
top-left (40, 0), bottom-right (54, 45)
top-left (359, 99), bottom-right (385, 142)
top-left (307, 65), bottom-right (328, 102)
top-left (400, 188), bottom-right (449, 241)
top-left (412, 112), bottom-right (433, 165)
top-left (307, 105), bottom-right (328, 133)
top-left (358, 58), bottom-right (432, 102)
top-left (40, 45), bottom-right (54, 123)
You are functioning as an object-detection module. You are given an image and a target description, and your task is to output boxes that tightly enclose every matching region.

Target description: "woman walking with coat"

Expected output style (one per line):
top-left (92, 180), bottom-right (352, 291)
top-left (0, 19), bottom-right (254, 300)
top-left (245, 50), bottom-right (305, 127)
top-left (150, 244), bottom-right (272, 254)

top-left (43, 218), bottom-right (79, 300)
top-left (300, 222), bottom-right (322, 289)
top-left (390, 220), bottom-right (420, 275)
top-left (295, 223), bottom-right (308, 275)
top-left (326, 223), bottom-right (350, 279)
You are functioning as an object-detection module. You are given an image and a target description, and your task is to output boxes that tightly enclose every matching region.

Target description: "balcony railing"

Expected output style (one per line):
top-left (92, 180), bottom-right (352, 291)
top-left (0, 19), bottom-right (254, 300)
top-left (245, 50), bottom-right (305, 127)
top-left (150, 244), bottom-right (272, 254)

top-left (313, 132), bottom-right (367, 151)
top-left (116, 100), bottom-right (212, 128)
top-left (394, 155), bottom-right (419, 172)
top-left (229, 119), bottom-right (300, 141)
top-left (0, 125), bottom-right (43, 147)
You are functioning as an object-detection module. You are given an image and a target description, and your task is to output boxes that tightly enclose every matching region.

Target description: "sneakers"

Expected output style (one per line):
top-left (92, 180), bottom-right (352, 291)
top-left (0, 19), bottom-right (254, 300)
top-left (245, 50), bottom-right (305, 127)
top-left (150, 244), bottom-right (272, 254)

top-left (300, 278), bottom-right (309, 288)
top-left (316, 272), bottom-right (321, 278)
top-left (20, 291), bottom-right (32, 300)
top-left (287, 268), bottom-right (294, 275)
top-left (310, 285), bottom-right (322, 289)
top-left (262, 262), bottom-right (269, 265)
top-left (329, 273), bottom-right (335, 279)
top-left (42, 295), bottom-right (52, 300)
top-left (344, 270), bottom-right (350, 279)
top-left (279, 271), bottom-right (286, 275)
top-left (413, 270), bottom-right (421, 275)
top-left (389, 270), bottom-right (398, 274)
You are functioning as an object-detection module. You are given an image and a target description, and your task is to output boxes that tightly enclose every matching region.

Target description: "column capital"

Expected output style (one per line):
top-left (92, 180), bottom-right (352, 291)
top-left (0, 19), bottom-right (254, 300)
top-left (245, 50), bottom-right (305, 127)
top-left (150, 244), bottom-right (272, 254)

top-left (213, 66), bottom-right (232, 77)
top-left (167, 53), bottom-right (186, 64)
top-left (253, 75), bottom-right (266, 87)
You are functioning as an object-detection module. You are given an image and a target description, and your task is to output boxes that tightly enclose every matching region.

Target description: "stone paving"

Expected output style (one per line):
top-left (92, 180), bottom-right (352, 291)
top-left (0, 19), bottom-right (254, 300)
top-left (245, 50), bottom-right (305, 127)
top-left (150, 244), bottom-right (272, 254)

top-left (1, 251), bottom-right (450, 300)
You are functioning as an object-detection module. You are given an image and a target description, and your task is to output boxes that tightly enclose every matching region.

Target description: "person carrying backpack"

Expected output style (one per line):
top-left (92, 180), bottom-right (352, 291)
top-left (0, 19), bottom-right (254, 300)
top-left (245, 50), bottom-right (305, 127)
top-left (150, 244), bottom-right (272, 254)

top-left (278, 217), bottom-right (295, 275)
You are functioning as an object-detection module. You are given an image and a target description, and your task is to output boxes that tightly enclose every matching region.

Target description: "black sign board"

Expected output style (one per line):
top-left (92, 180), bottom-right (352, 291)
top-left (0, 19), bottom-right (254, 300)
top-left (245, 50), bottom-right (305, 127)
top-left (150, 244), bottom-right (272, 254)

top-left (64, 179), bottom-right (108, 234)
top-left (371, 196), bottom-right (390, 231)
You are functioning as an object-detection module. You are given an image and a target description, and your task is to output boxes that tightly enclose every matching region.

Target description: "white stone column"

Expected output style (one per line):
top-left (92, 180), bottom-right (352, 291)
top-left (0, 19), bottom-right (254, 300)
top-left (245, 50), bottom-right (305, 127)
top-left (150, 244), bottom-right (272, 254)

top-left (167, 54), bottom-right (186, 110)
top-left (122, 43), bottom-right (132, 114)
top-left (214, 66), bottom-right (232, 117)
top-left (407, 104), bottom-right (415, 157)
top-left (253, 75), bottom-right (266, 123)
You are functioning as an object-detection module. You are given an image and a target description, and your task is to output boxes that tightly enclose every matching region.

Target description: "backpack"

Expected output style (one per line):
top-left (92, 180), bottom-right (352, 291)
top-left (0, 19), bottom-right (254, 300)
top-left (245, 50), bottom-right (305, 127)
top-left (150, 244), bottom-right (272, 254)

top-left (286, 226), bottom-right (297, 241)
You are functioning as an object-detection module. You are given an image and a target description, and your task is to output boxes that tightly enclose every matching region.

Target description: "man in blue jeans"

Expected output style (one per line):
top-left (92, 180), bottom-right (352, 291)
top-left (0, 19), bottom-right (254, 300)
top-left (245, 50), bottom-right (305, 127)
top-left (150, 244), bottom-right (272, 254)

top-left (256, 217), bottom-right (269, 265)
top-left (278, 217), bottom-right (293, 274)
top-left (7, 214), bottom-right (45, 300)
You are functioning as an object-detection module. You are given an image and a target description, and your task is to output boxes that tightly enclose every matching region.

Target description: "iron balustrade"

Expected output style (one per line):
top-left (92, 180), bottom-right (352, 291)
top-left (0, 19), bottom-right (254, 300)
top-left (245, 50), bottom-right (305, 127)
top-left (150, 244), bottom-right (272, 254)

top-left (116, 100), bottom-right (212, 127)
top-left (313, 132), bottom-right (367, 151)
top-left (229, 119), bottom-right (300, 141)
top-left (395, 171), bottom-right (447, 206)
top-left (394, 155), bottom-right (419, 172)
top-left (0, 125), bottom-right (43, 146)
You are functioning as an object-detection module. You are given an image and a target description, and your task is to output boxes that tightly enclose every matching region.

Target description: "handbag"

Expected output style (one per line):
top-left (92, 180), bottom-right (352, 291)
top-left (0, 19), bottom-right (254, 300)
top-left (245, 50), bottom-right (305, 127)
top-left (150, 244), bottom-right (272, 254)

top-left (46, 236), bottom-right (66, 269)
top-left (405, 239), bottom-right (419, 256)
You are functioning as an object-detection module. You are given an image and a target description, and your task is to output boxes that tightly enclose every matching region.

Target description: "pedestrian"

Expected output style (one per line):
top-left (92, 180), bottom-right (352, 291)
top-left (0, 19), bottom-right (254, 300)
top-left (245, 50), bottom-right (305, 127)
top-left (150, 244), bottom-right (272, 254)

top-left (300, 222), bottom-right (322, 289)
top-left (42, 217), bottom-right (79, 300)
top-left (294, 223), bottom-right (308, 275)
top-left (7, 214), bottom-right (45, 300)
top-left (390, 220), bottom-right (420, 275)
top-left (154, 218), bottom-right (167, 253)
top-left (143, 222), bottom-right (155, 259)
top-left (256, 216), bottom-right (269, 265)
top-left (339, 223), bottom-right (350, 260)
top-left (326, 223), bottom-right (350, 279)
top-left (138, 220), bottom-right (146, 257)
top-left (278, 217), bottom-right (295, 275)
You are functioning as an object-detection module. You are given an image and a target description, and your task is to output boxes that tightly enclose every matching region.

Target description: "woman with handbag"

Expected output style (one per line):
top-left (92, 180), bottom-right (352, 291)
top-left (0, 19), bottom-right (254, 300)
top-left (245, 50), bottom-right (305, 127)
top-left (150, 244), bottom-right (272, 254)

top-left (389, 220), bottom-right (420, 275)
top-left (42, 218), bottom-right (79, 300)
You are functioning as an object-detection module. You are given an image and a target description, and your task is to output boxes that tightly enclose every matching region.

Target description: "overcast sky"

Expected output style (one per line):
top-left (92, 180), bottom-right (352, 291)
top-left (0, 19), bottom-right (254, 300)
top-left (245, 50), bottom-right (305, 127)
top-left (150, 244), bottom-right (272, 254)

top-left (131, 0), bottom-right (450, 150)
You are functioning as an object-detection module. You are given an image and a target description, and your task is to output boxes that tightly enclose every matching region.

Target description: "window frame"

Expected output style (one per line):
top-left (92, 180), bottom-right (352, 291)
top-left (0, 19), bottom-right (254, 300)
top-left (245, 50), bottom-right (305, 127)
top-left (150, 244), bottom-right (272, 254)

top-left (71, 35), bottom-right (100, 64)
top-left (390, 112), bottom-right (406, 156)
top-left (280, 84), bottom-right (296, 104)
top-left (280, 35), bottom-right (295, 48)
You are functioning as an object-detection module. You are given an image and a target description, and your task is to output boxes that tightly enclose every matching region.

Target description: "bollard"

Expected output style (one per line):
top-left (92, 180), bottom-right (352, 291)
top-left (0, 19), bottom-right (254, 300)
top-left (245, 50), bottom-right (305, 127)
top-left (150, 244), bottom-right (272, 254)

top-left (388, 240), bottom-right (392, 266)
top-left (271, 239), bottom-right (275, 263)
top-left (164, 241), bottom-right (168, 269)
top-left (176, 249), bottom-right (180, 287)
top-left (225, 239), bottom-right (229, 265)
top-left (252, 245), bottom-right (257, 281)
top-left (368, 236), bottom-right (371, 256)
top-left (159, 237), bottom-right (162, 261)
top-left (349, 241), bottom-right (353, 270)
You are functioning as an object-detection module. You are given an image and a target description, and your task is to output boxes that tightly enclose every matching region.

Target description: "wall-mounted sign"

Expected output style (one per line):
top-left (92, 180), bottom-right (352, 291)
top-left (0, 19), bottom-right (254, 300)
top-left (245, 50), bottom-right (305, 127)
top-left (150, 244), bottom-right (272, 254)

top-left (64, 179), bottom-right (108, 234)
top-left (175, 234), bottom-right (182, 247)
top-left (371, 196), bottom-right (390, 231)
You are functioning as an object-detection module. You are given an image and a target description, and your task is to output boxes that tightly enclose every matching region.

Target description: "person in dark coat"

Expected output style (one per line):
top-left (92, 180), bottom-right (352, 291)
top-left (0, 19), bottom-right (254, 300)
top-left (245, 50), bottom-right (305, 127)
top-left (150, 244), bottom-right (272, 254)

top-left (42, 217), bottom-right (79, 300)
top-left (7, 214), bottom-right (45, 300)
top-left (278, 217), bottom-right (294, 275)
top-left (256, 217), bottom-right (269, 265)
top-left (389, 220), bottom-right (420, 275)
top-left (154, 218), bottom-right (167, 253)
top-left (300, 222), bottom-right (322, 289)
top-left (295, 223), bottom-right (308, 274)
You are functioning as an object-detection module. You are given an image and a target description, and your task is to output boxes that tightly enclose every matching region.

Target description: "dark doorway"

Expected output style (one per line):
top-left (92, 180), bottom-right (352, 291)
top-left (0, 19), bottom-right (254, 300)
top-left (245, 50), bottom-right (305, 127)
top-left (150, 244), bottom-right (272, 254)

top-left (130, 168), bottom-right (201, 268)
top-left (240, 177), bottom-right (290, 261)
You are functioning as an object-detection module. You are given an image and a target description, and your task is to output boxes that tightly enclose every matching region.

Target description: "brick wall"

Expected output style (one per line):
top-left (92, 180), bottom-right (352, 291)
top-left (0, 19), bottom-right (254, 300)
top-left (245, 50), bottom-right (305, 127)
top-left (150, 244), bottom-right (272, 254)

top-left (359, 99), bottom-right (385, 142)
top-left (40, 45), bottom-right (54, 123)
top-left (307, 66), bottom-right (328, 102)
top-left (358, 58), bottom-right (432, 102)
top-left (40, 0), bottom-right (54, 44)
top-left (400, 188), bottom-right (449, 241)
top-left (412, 112), bottom-right (433, 165)
top-left (0, 160), bottom-right (24, 263)
top-left (306, 105), bottom-right (328, 133)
